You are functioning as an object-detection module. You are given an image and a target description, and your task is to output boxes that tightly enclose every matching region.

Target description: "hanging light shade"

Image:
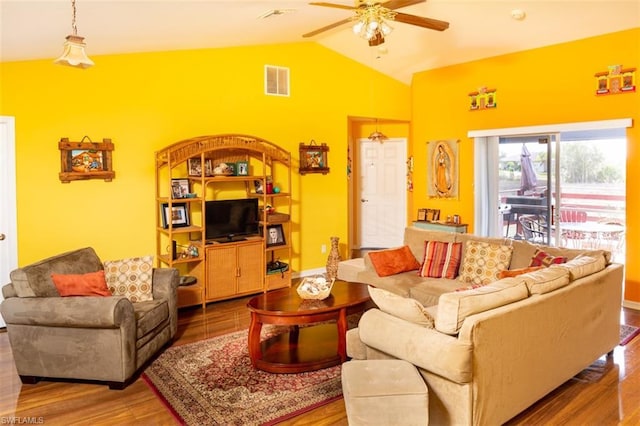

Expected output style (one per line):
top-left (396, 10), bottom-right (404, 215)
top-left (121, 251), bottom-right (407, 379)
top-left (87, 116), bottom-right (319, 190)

top-left (54, 0), bottom-right (94, 69)
top-left (369, 120), bottom-right (388, 142)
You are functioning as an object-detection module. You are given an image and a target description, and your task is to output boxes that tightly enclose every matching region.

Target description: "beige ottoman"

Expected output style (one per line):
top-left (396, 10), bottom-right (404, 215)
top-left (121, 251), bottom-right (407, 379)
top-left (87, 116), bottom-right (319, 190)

top-left (342, 359), bottom-right (429, 426)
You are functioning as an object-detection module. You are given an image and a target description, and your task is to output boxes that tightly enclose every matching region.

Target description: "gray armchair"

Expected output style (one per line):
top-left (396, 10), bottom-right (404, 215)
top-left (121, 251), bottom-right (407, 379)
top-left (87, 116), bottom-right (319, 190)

top-left (0, 247), bottom-right (179, 389)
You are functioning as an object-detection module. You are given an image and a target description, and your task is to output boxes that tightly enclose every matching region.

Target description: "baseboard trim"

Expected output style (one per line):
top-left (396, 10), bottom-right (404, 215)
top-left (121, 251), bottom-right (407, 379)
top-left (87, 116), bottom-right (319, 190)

top-left (623, 299), bottom-right (640, 311)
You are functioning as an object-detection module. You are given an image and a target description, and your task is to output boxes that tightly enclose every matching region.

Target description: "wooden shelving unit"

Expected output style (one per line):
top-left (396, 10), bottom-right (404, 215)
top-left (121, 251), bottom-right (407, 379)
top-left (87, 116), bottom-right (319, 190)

top-left (155, 134), bottom-right (292, 308)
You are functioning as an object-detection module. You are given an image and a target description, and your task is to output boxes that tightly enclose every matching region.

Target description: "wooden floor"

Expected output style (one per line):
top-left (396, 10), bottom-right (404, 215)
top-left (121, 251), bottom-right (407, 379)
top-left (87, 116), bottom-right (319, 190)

top-left (1, 296), bottom-right (640, 425)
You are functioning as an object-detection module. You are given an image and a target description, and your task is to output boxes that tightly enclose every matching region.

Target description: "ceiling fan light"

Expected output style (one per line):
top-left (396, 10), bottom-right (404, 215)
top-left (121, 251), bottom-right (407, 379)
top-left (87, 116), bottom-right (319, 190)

top-left (54, 35), bottom-right (94, 69)
top-left (352, 20), bottom-right (364, 34)
top-left (367, 20), bottom-right (379, 31)
top-left (380, 21), bottom-right (393, 36)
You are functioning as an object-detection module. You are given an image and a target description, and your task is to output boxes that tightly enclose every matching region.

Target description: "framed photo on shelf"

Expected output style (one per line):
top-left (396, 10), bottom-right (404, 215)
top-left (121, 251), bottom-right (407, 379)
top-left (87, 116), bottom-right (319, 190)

top-left (427, 209), bottom-right (440, 222)
top-left (265, 224), bottom-right (286, 248)
top-left (236, 161), bottom-right (249, 176)
top-left (171, 178), bottom-right (189, 199)
top-left (161, 203), bottom-right (190, 229)
top-left (188, 158), bottom-right (213, 177)
top-left (417, 208), bottom-right (428, 221)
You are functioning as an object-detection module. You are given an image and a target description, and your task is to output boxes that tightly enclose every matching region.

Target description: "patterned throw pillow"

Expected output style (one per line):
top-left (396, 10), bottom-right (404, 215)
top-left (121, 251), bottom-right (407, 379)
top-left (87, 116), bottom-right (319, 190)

top-left (419, 241), bottom-right (462, 279)
top-left (104, 255), bottom-right (154, 302)
top-left (529, 249), bottom-right (567, 267)
top-left (458, 241), bottom-right (514, 285)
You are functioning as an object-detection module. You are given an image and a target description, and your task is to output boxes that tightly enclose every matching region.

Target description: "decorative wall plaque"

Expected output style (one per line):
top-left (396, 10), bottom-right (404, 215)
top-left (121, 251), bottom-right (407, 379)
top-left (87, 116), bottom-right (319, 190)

top-left (59, 136), bottom-right (115, 183)
top-left (299, 140), bottom-right (330, 175)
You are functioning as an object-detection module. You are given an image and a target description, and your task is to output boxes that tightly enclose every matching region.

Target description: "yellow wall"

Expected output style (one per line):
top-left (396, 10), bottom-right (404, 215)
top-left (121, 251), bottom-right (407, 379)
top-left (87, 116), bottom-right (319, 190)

top-left (0, 42), bottom-right (410, 272)
top-left (411, 28), bottom-right (640, 302)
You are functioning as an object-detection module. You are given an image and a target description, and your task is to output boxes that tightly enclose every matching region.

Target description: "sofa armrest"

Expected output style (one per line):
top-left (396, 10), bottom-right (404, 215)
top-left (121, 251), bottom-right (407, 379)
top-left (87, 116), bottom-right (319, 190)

top-left (358, 308), bottom-right (473, 384)
top-left (151, 267), bottom-right (179, 337)
top-left (0, 296), bottom-right (134, 328)
top-left (2, 283), bottom-right (17, 299)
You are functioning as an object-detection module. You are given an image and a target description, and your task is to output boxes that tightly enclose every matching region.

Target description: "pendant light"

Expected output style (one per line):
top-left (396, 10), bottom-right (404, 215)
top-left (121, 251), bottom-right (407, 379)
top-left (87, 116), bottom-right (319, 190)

top-left (369, 119), bottom-right (388, 143)
top-left (54, 0), bottom-right (94, 69)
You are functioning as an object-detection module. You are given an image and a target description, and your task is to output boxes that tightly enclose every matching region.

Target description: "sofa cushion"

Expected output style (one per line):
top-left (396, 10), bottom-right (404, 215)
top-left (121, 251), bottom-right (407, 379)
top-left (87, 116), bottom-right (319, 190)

top-left (104, 255), bottom-right (154, 302)
top-left (551, 253), bottom-right (606, 281)
top-left (368, 246), bottom-right (421, 277)
top-left (419, 241), bottom-right (462, 279)
top-left (529, 248), bottom-right (567, 267)
top-left (51, 270), bottom-right (112, 297)
top-left (518, 266), bottom-right (570, 295)
top-left (11, 247), bottom-right (104, 298)
top-left (133, 299), bottom-right (169, 341)
top-left (436, 277), bottom-right (529, 335)
top-left (404, 226), bottom-right (456, 262)
top-left (368, 286), bottom-right (435, 328)
top-left (458, 241), bottom-right (514, 285)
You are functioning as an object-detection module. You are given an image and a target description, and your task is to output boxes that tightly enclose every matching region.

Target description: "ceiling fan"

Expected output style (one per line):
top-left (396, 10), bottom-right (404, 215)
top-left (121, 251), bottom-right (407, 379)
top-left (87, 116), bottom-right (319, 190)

top-left (303, 0), bottom-right (449, 46)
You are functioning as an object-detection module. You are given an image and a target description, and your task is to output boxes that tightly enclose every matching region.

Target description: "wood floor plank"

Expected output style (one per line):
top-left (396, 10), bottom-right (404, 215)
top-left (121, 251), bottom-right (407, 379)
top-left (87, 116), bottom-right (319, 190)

top-left (1, 295), bottom-right (639, 425)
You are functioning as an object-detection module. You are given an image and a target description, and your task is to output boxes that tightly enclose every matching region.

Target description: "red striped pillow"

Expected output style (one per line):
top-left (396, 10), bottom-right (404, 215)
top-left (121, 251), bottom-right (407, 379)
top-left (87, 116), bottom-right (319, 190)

top-left (419, 241), bottom-right (462, 279)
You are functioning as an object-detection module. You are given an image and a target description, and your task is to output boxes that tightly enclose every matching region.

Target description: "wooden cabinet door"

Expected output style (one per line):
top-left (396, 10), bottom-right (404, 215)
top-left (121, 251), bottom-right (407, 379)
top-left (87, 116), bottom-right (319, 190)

top-left (206, 245), bottom-right (237, 300)
top-left (237, 241), bottom-right (264, 294)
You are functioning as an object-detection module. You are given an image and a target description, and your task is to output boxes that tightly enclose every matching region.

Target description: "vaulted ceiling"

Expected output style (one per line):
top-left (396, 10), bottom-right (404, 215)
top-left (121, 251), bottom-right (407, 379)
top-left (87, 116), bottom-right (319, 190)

top-left (1, 1), bottom-right (638, 84)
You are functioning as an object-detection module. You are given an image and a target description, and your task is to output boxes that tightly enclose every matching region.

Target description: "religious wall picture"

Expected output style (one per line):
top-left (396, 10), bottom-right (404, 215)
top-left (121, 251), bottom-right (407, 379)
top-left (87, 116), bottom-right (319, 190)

top-left (427, 139), bottom-right (459, 199)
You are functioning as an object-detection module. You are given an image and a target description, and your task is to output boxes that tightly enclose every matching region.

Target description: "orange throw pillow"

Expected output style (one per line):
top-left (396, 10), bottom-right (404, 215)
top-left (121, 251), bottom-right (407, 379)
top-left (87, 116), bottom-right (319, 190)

top-left (51, 270), bottom-right (112, 297)
top-left (368, 246), bottom-right (421, 277)
top-left (498, 266), bottom-right (544, 279)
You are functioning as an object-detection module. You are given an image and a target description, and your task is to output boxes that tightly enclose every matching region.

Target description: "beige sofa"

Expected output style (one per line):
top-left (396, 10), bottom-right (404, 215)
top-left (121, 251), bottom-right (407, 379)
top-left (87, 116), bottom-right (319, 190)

top-left (1, 247), bottom-right (179, 389)
top-left (341, 226), bottom-right (624, 425)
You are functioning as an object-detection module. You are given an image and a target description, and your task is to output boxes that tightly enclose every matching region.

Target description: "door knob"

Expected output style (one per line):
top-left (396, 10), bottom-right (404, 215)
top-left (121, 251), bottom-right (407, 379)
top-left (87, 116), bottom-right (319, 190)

top-left (361, 199), bottom-right (368, 203)
top-left (0, 233), bottom-right (5, 240)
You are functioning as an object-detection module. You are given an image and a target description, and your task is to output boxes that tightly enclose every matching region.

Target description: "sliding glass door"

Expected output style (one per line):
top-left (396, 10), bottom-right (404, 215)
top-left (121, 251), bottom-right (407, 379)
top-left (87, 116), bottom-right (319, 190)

top-left (494, 131), bottom-right (626, 262)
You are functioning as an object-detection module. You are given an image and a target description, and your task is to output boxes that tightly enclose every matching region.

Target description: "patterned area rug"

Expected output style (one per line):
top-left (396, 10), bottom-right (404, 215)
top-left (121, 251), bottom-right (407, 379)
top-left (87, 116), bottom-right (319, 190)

top-left (620, 324), bottom-right (640, 346)
top-left (143, 329), bottom-right (342, 426)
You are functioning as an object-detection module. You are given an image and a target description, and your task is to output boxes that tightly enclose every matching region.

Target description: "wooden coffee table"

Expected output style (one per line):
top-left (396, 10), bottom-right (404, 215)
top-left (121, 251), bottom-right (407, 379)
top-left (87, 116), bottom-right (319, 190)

top-left (247, 280), bottom-right (371, 373)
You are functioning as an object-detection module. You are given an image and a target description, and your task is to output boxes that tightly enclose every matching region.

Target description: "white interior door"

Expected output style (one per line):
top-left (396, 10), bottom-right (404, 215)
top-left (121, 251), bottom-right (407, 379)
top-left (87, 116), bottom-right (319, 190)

top-left (0, 116), bottom-right (18, 328)
top-left (358, 138), bottom-right (406, 248)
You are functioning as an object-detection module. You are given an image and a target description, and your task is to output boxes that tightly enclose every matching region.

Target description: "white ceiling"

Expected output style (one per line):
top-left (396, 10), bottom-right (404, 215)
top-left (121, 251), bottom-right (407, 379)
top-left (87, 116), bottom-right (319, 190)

top-left (1, 0), bottom-right (638, 84)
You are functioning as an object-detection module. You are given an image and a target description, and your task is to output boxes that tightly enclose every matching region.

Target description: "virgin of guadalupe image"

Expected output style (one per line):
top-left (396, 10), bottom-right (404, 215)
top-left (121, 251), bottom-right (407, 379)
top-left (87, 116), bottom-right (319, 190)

top-left (433, 143), bottom-right (454, 197)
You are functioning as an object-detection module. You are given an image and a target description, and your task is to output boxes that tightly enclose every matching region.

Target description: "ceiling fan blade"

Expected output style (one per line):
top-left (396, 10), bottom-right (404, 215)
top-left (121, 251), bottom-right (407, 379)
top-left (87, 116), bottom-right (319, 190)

top-left (303, 17), bottom-right (354, 38)
top-left (309, 2), bottom-right (357, 10)
top-left (394, 12), bottom-right (449, 31)
top-left (379, 0), bottom-right (425, 11)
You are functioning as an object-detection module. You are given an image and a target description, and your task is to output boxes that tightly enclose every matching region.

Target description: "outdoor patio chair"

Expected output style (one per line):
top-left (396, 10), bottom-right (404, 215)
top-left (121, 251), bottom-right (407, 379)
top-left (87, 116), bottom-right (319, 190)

top-left (519, 215), bottom-right (548, 244)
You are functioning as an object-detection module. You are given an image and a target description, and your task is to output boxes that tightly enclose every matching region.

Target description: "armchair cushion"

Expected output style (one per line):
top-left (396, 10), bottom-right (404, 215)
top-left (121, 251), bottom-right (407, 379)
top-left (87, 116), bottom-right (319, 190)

top-left (11, 247), bottom-right (104, 298)
top-left (51, 270), bottom-right (111, 297)
top-left (104, 255), bottom-right (154, 302)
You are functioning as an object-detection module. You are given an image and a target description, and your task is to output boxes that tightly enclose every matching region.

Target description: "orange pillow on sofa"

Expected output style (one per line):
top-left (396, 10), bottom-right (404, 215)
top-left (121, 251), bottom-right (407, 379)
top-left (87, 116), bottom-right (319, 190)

top-left (368, 246), bottom-right (421, 277)
top-left (51, 270), bottom-right (112, 297)
top-left (498, 266), bottom-right (544, 279)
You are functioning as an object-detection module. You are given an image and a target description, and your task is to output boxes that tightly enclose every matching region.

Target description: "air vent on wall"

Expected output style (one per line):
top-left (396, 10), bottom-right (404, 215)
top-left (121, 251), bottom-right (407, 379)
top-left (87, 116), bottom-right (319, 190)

top-left (265, 65), bottom-right (289, 96)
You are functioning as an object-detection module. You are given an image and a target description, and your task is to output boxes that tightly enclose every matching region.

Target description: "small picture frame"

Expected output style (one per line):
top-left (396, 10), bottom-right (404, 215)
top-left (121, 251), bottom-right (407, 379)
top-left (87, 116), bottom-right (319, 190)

top-left (161, 203), bottom-right (190, 229)
top-left (236, 161), bottom-right (249, 176)
top-left (265, 224), bottom-right (286, 247)
top-left (426, 209), bottom-right (441, 222)
top-left (254, 179), bottom-right (264, 194)
top-left (417, 208), bottom-right (428, 222)
top-left (171, 178), bottom-right (189, 199)
top-left (188, 158), bottom-right (213, 177)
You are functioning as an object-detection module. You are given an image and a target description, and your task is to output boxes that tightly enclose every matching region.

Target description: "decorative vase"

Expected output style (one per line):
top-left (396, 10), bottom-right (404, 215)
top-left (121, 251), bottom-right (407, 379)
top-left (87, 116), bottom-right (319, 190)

top-left (326, 236), bottom-right (342, 280)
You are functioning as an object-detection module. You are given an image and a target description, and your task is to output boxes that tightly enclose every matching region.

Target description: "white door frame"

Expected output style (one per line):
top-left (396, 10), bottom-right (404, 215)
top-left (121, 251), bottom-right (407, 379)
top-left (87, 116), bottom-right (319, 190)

top-left (0, 116), bottom-right (18, 328)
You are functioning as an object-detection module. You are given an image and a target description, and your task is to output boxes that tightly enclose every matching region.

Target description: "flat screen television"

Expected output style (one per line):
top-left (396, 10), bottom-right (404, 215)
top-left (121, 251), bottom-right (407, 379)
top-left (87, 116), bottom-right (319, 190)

top-left (205, 198), bottom-right (260, 243)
